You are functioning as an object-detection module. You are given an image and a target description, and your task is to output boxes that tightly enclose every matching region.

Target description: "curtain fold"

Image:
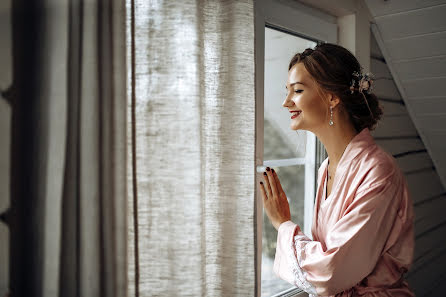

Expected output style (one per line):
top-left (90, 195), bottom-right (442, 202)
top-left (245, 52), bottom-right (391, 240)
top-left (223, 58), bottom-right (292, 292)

top-left (10, 0), bottom-right (127, 296)
top-left (60, 0), bottom-right (127, 296)
top-left (128, 0), bottom-right (255, 296)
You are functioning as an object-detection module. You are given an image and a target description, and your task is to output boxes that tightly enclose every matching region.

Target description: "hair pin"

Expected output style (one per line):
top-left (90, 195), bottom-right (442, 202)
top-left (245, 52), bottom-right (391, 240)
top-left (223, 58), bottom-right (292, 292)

top-left (350, 70), bottom-right (374, 94)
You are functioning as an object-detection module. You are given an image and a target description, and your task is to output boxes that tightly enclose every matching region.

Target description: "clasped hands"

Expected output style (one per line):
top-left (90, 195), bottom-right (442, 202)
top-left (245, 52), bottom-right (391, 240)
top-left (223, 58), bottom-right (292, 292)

top-left (259, 167), bottom-right (291, 231)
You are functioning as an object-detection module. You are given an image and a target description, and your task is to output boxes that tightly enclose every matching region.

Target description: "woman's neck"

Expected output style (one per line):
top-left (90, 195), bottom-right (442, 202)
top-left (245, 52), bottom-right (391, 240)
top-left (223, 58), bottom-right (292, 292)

top-left (315, 119), bottom-right (358, 168)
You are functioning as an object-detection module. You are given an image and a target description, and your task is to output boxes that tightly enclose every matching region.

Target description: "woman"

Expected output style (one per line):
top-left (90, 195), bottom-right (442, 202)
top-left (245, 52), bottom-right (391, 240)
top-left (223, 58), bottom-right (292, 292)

top-left (259, 43), bottom-right (415, 297)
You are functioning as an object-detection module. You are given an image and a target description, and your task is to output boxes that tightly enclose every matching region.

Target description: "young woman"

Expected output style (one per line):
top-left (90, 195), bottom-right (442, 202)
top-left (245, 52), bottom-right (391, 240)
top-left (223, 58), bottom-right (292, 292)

top-left (259, 43), bottom-right (415, 297)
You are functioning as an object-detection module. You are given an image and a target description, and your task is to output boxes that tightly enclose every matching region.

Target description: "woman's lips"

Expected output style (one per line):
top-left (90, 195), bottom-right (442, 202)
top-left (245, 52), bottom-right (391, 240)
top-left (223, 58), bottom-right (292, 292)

top-left (291, 111), bottom-right (301, 119)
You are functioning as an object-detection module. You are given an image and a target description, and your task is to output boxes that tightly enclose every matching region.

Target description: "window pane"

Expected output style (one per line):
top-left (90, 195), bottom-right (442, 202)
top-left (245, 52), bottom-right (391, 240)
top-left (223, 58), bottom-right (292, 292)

top-left (262, 27), bottom-right (317, 296)
top-left (264, 27), bottom-right (317, 160)
top-left (261, 165), bottom-right (305, 296)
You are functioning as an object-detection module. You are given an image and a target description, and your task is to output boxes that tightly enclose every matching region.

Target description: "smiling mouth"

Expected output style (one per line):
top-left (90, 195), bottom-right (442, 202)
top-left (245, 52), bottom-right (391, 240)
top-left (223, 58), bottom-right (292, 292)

top-left (291, 111), bottom-right (302, 119)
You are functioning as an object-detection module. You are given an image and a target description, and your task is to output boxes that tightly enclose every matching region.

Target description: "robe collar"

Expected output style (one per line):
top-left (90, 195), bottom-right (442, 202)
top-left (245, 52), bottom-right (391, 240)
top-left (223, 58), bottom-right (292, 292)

top-left (328, 127), bottom-right (375, 173)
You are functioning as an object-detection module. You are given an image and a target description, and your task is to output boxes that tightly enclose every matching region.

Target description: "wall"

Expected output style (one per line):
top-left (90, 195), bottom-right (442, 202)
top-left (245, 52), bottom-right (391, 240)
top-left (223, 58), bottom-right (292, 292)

top-left (371, 33), bottom-right (446, 297)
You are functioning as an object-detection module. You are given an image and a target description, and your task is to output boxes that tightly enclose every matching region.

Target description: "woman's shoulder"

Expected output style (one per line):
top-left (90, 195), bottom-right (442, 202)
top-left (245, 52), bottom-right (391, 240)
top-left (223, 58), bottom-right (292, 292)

top-left (354, 144), bottom-right (403, 189)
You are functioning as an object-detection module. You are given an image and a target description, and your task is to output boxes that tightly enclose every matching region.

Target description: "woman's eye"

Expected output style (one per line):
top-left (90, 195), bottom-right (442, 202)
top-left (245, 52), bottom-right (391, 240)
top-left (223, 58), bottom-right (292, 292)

top-left (294, 89), bottom-right (303, 94)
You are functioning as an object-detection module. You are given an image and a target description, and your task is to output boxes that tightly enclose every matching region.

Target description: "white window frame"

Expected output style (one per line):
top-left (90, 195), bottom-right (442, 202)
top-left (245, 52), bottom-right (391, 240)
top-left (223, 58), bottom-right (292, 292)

top-left (255, 1), bottom-right (337, 296)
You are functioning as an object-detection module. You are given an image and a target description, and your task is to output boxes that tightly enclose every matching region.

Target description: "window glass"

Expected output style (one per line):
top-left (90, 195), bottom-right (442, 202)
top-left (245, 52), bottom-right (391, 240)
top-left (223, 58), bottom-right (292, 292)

top-left (262, 26), bottom-right (317, 297)
top-left (261, 165), bottom-right (305, 296)
top-left (263, 27), bottom-right (317, 160)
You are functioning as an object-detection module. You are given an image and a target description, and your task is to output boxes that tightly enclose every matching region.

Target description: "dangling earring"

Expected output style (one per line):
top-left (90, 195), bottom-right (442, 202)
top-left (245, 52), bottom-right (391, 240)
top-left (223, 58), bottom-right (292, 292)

top-left (329, 106), bottom-right (334, 126)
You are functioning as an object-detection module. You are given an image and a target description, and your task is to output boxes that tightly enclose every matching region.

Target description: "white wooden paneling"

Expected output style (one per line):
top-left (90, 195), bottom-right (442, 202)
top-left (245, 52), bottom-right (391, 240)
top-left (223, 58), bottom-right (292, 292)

top-left (376, 138), bottom-right (425, 156)
top-left (412, 225), bottom-right (446, 272)
top-left (424, 140), bottom-right (446, 178)
top-left (372, 114), bottom-right (418, 138)
top-left (368, 3), bottom-right (446, 191)
top-left (412, 225), bottom-right (446, 267)
top-left (406, 170), bottom-right (444, 203)
top-left (408, 243), bottom-right (446, 296)
top-left (408, 97), bottom-right (446, 116)
top-left (371, 58), bottom-right (392, 79)
top-left (396, 152), bottom-right (433, 174)
top-left (425, 131), bottom-right (446, 151)
top-left (438, 167), bottom-right (446, 191)
top-left (414, 194), bottom-right (446, 217)
top-left (394, 56), bottom-right (446, 81)
top-left (0, 0), bottom-right (11, 90)
top-left (403, 77), bottom-right (446, 99)
top-left (417, 114), bottom-right (446, 133)
top-left (370, 34), bottom-right (383, 59)
top-left (380, 100), bottom-right (407, 116)
top-left (375, 4), bottom-right (446, 41)
top-left (424, 132), bottom-right (446, 182)
top-left (365, 0), bottom-right (446, 18)
top-left (0, 222), bottom-right (8, 296)
top-left (414, 196), bottom-right (446, 237)
top-left (385, 31), bottom-right (446, 61)
top-left (425, 132), bottom-right (446, 193)
top-left (373, 78), bottom-right (401, 100)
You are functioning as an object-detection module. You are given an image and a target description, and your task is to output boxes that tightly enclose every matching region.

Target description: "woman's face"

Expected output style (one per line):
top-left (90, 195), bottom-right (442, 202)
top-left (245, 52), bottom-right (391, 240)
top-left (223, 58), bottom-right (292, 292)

top-left (283, 63), bottom-right (329, 133)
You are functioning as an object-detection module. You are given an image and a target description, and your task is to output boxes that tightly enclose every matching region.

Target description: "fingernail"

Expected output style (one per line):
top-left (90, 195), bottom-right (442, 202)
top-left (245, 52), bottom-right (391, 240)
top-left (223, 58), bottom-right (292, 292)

top-left (260, 181), bottom-right (263, 184)
top-left (271, 168), bottom-right (275, 173)
top-left (263, 172), bottom-right (267, 176)
top-left (266, 167), bottom-right (270, 171)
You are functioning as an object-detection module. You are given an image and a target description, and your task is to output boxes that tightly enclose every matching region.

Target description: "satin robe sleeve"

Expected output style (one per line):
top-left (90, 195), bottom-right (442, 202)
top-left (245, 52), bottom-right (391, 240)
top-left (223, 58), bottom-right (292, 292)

top-left (273, 180), bottom-right (402, 296)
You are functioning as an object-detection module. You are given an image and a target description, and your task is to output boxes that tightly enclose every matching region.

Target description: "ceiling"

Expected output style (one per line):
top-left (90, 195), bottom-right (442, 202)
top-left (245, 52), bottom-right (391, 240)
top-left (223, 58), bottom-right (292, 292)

top-left (364, 0), bottom-right (446, 188)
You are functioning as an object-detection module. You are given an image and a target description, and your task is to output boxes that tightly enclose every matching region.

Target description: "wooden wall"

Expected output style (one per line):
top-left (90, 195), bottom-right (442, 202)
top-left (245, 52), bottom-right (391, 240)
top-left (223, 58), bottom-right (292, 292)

top-left (371, 34), bottom-right (446, 297)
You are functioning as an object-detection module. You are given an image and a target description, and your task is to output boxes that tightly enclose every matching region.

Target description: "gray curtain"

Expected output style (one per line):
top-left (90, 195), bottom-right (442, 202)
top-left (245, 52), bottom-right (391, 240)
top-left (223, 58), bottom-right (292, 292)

top-left (8, 0), bottom-right (127, 296)
top-left (127, 0), bottom-right (256, 296)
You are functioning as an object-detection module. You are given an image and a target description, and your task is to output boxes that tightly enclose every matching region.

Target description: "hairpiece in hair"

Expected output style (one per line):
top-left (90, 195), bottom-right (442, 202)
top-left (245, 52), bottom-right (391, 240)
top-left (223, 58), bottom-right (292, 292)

top-left (349, 70), bottom-right (374, 94)
top-left (350, 69), bottom-right (375, 116)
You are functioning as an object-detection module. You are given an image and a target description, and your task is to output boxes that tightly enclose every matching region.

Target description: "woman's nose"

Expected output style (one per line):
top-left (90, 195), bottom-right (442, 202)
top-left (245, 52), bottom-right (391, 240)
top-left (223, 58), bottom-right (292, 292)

top-left (282, 94), bottom-right (294, 108)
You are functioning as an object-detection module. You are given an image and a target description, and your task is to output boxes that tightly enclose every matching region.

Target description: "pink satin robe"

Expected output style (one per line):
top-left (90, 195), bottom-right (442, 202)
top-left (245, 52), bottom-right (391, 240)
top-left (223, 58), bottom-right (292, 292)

top-left (273, 127), bottom-right (416, 296)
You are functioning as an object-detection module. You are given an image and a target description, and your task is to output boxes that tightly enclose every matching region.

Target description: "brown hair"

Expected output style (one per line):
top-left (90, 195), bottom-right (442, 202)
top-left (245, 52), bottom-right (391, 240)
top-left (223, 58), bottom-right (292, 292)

top-left (288, 43), bottom-right (383, 132)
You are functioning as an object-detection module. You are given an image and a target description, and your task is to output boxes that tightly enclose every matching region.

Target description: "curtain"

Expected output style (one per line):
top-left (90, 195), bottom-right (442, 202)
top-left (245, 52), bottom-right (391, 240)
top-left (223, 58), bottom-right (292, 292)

top-left (9, 0), bottom-right (127, 296)
top-left (127, 0), bottom-right (256, 296)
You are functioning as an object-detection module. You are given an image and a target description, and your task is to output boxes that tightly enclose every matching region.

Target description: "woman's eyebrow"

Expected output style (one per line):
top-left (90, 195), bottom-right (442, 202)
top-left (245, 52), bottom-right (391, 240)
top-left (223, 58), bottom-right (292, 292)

top-left (285, 81), bottom-right (306, 89)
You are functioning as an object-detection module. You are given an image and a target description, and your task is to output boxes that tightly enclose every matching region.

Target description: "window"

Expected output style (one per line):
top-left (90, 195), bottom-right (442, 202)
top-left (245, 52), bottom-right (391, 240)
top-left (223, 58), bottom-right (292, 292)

top-left (255, 1), bottom-right (336, 296)
top-left (260, 26), bottom-right (318, 297)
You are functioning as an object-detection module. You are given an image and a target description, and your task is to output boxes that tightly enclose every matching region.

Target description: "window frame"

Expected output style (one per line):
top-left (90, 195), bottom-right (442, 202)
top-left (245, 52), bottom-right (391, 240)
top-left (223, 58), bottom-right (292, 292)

top-left (255, 1), bottom-right (337, 296)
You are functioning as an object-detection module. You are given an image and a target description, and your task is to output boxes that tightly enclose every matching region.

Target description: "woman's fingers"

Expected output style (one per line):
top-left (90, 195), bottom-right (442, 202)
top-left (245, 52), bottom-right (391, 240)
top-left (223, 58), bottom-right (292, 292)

top-left (259, 181), bottom-right (267, 204)
top-left (266, 168), bottom-right (279, 198)
top-left (272, 169), bottom-right (284, 194)
top-left (260, 167), bottom-right (291, 230)
top-left (263, 172), bottom-right (272, 199)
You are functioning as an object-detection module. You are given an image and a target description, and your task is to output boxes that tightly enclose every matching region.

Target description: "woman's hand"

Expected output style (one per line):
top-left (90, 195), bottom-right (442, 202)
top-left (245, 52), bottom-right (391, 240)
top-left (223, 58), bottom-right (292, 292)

top-left (259, 167), bottom-right (291, 231)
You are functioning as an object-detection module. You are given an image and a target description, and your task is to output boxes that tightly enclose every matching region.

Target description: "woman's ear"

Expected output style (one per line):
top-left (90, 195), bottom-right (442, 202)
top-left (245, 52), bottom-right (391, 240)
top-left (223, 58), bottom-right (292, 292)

top-left (326, 93), bottom-right (341, 109)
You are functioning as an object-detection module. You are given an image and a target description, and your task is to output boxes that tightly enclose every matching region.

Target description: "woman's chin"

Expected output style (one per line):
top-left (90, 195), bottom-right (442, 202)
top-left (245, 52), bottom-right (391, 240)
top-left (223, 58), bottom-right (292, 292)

top-left (290, 122), bottom-right (300, 130)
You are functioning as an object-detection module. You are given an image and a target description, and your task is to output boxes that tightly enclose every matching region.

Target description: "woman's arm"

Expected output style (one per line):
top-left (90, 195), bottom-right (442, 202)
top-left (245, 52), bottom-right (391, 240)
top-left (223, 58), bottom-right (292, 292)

top-left (274, 180), bottom-right (402, 296)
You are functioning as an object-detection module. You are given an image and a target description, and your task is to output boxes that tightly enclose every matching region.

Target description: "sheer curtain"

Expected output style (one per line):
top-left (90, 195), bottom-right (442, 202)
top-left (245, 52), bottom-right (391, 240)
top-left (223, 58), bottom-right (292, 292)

top-left (8, 0), bottom-right (127, 296)
top-left (127, 0), bottom-right (256, 296)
